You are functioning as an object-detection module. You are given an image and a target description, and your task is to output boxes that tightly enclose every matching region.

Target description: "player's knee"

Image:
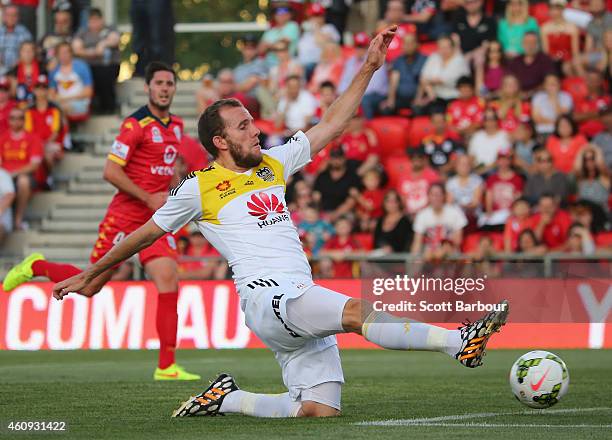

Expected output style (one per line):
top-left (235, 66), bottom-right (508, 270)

top-left (341, 299), bottom-right (372, 334)
top-left (16, 174), bottom-right (30, 190)
top-left (299, 401), bottom-right (340, 418)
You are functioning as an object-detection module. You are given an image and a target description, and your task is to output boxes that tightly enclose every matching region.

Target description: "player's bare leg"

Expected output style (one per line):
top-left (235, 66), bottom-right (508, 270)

top-left (145, 256), bottom-right (200, 381)
top-left (342, 298), bottom-right (509, 367)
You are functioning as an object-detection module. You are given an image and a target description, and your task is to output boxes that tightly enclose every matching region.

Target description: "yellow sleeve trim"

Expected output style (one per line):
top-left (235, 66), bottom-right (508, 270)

top-left (107, 154), bottom-right (127, 166)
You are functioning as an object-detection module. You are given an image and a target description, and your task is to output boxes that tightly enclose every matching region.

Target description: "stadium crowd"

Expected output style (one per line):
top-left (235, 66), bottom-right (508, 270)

top-left (189, 0), bottom-right (612, 278)
top-left (1, 0), bottom-right (612, 280)
top-left (0, 1), bottom-right (119, 236)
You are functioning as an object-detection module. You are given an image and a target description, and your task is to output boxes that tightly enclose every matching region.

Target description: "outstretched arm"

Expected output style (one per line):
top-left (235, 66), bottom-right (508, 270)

top-left (305, 26), bottom-right (396, 157)
top-left (52, 219), bottom-right (166, 299)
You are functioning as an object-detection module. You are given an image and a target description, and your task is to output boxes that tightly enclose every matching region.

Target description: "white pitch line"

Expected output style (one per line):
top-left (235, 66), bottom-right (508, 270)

top-left (356, 407), bottom-right (612, 426)
top-left (384, 423), bottom-right (612, 429)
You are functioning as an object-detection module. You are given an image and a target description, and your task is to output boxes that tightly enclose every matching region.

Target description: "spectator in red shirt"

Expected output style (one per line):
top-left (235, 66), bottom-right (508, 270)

top-left (489, 73), bottom-right (531, 133)
top-left (546, 114), bottom-right (589, 173)
top-left (574, 69), bottom-right (611, 138)
top-left (320, 216), bottom-right (361, 278)
top-left (397, 146), bottom-right (440, 216)
top-left (504, 197), bottom-right (532, 252)
top-left (480, 148), bottom-right (524, 228)
top-left (528, 193), bottom-right (573, 249)
top-left (178, 231), bottom-right (228, 280)
top-left (337, 109), bottom-right (379, 175)
top-left (350, 168), bottom-right (385, 232)
top-left (0, 106), bottom-right (42, 229)
top-left (24, 74), bottom-right (67, 188)
top-left (447, 75), bottom-right (484, 138)
top-left (0, 76), bottom-right (16, 132)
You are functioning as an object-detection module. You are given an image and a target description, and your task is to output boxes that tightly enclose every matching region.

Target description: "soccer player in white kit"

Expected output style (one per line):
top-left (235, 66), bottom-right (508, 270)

top-left (52, 26), bottom-right (508, 418)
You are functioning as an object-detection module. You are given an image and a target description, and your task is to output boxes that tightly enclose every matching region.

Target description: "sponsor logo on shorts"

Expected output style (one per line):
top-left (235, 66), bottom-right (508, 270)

top-left (255, 167), bottom-right (275, 182)
top-left (110, 140), bottom-right (130, 160)
top-left (272, 294), bottom-right (301, 338)
top-left (166, 235), bottom-right (177, 250)
top-left (245, 180), bottom-right (254, 186)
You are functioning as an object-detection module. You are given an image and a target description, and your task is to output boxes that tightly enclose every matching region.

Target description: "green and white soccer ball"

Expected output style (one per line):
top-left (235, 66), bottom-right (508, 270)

top-left (509, 350), bottom-right (570, 408)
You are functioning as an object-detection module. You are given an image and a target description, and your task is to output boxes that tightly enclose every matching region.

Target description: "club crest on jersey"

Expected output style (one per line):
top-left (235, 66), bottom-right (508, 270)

top-left (151, 126), bottom-right (163, 143)
top-left (163, 145), bottom-right (178, 164)
top-left (255, 167), bottom-right (275, 182)
top-left (216, 180), bottom-right (231, 191)
top-left (173, 125), bottom-right (182, 141)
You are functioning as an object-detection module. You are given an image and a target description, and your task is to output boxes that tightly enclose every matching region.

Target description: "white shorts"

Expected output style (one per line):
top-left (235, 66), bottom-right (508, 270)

top-left (239, 275), bottom-right (352, 408)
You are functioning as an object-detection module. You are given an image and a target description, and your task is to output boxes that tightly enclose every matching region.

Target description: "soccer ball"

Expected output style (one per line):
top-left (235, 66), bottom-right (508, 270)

top-left (509, 350), bottom-right (570, 408)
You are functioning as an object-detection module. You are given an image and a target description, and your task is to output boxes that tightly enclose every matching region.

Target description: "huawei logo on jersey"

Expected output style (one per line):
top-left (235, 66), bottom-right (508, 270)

top-left (247, 192), bottom-right (285, 220)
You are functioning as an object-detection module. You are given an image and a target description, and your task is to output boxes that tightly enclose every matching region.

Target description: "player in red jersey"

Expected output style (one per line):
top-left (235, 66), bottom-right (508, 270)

top-left (3, 62), bottom-right (200, 381)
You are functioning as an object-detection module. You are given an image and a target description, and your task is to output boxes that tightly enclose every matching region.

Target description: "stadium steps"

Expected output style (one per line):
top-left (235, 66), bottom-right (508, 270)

top-left (24, 246), bottom-right (93, 260)
top-left (67, 179), bottom-right (115, 195)
top-left (41, 218), bottom-right (99, 233)
top-left (25, 231), bottom-right (98, 247)
top-left (49, 206), bottom-right (107, 222)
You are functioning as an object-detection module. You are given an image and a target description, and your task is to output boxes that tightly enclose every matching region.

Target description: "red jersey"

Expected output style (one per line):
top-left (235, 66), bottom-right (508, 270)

top-left (486, 172), bottom-right (524, 211)
top-left (358, 188), bottom-right (385, 219)
top-left (546, 134), bottom-right (588, 173)
top-left (527, 210), bottom-right (572, 249)
top-left (106, 105), bottom-right (184, 223)
top-left (447, 96), bottom-right (484, 131)
top-left (490, 100), bottom-right (531, 133)
top-left (339, 130), bottom-right (378, 163)
top-left (0, 100), bottom-right (16, 133)
top-left (504, 215), bottom-right (531, 252)
top-left (396, 167), bottom-right (440, 215)
top-left (0, 130), bottom-right (43, 173)
top-left (575, 94), bottom-right (611, 138)
top-left (179, 134), bottom-right (209, 173)
top-left (323, 235), bottom-right (361, 278)
top-left (24, 103), bottom-right (64, 144)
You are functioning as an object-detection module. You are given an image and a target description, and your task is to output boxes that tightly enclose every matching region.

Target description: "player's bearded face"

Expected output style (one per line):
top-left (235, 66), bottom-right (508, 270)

top-left (227, 137), bottom-right (263, 169)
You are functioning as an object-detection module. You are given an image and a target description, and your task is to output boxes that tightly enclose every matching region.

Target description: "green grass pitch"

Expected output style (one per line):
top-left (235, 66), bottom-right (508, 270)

top-left (1, 349), bottom-right (611, 440)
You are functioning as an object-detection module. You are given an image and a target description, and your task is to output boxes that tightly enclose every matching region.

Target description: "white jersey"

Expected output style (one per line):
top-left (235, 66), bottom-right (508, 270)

top-left (152, 131), bottom-right (313, 292)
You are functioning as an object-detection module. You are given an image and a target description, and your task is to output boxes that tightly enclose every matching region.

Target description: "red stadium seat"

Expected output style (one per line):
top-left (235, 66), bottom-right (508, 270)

top-left (353, 232), bottom-right (374, 251)
top-left (382, 154), bottom-right (411, 188)
top-left (366, 116), bottom-right (411, 158)
top-left (595, 232), bottom-right (612, 248)
top-left (419, 42), bottom-right (437, 56)
top-left (529, 3), bottom-right (550, 25)
top-left (341, 45), bottom-right (355, 60)
top-left (562, 77), bottom-right (589, 104)
top-left (407, 116), bottom-right (434, 147)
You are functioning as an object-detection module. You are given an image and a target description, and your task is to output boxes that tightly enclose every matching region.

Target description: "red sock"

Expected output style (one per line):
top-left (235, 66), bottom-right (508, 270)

top-left (156, 292), bottom-right (178, 369)
top-left (32, 260), bottom-right (82, 283)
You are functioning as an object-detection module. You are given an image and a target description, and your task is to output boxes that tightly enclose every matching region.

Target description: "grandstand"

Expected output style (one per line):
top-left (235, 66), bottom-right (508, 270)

top-left (0, 0), bottom-right (611, 280)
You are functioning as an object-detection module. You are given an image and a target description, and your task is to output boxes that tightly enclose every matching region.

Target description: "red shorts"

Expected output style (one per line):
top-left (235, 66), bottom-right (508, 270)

top-left (90, 212), bottom-right (178, 267)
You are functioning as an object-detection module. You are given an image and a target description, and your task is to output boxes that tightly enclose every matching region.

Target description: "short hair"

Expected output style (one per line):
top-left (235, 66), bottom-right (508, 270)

top-left (89, 7), bottom-right (103, 18)
top-left (55, 41), bottom-right (72, 54)
top-left (198, 98), bottom-right (244, 158)
top-left (319, 80), bottom-right (336, 91)
top-left (145, 61), bottom-right (177, 85)
top-left (285, 74), bottom-right (302, 84)
top-left (456, 76), bottom-right (474, 88)
top-left (429, 182), bottom-right (446, 196)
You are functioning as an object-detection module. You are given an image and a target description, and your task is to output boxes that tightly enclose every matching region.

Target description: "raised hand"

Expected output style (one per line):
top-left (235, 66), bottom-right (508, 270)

top-left (365, 25), bottom-right (397, 71)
